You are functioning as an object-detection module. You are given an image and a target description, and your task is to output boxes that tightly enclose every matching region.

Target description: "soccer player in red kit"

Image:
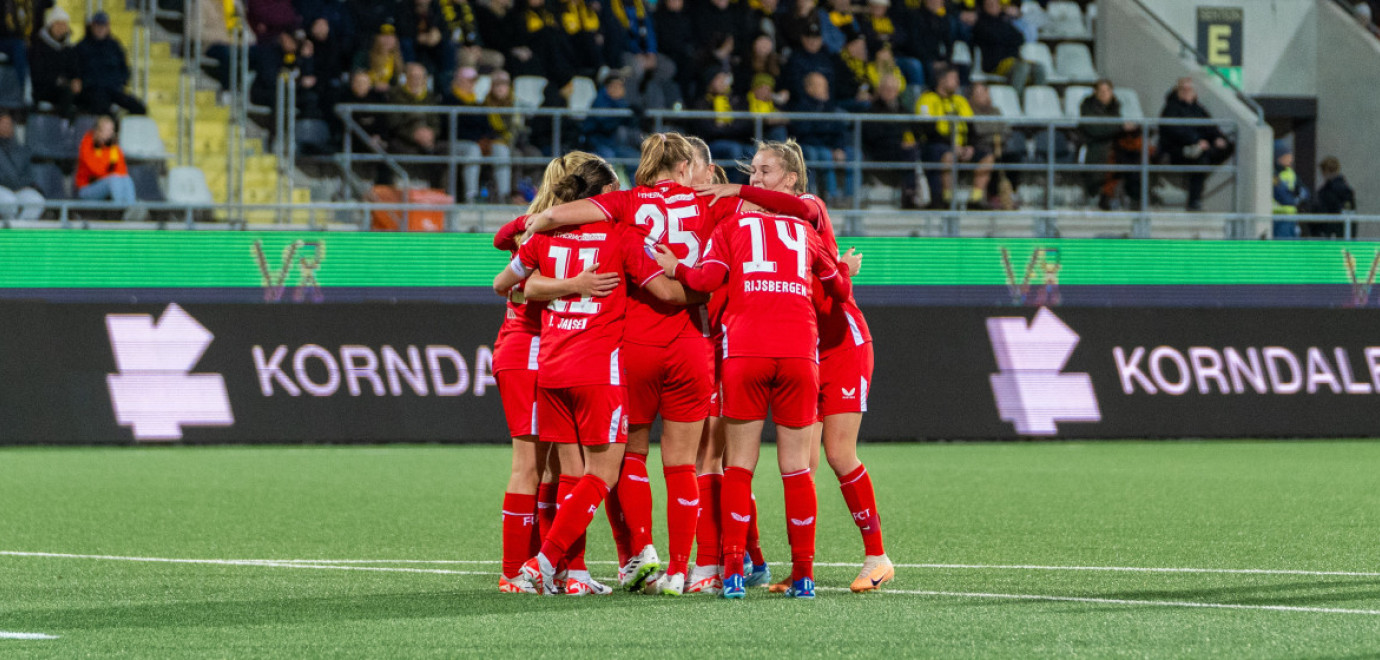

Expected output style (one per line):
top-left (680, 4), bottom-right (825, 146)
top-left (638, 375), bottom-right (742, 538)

top-left (655, 209), bottom-right (852, 599)
top-left (695, 139), bottom-right (892, 593)
top-left (493, 157), bottom-right (695, 595)
top-left (492, 152), bottom-right (623, 594)
top-left (524, 133), bottom-right (742, 596)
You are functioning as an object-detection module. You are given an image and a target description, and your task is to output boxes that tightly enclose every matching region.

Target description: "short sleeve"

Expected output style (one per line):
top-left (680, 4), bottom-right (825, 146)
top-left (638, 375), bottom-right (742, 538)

top-left (516, 233), bottom-right (545, 273)
top-left (588, 189), bottom-right (637, 223)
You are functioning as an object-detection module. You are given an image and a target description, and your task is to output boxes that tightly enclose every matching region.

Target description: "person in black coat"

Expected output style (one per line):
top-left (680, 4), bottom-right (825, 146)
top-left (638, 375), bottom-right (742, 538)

top-left (30, 6), bottom-right (78, 117)
top-left (74, 12), bottom-right (147, 115)
top-left (971, 0), bottom-right (1040, 95)
top-left (863, 72), bottom-right (920, 206)
top-left (1311, 156), bottom-right (1356, 238)
top-left (789, 71), bottom-right (852, 201)
top-left (1159, 77), bottom-right (1233, 211)
top-left (781, 18), bottom-right (833, 98)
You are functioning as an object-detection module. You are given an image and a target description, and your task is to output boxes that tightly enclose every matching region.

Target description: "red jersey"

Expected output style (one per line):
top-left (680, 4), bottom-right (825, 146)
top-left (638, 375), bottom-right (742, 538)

top-left (674, 212), bottom-right (851, 360)
top-left (493, 215), bottom-right (545, 372)
top-left (588, 180), bottom-right (743, 346)
top-left (804, 195), bottom-right (874, 357)
top-left (513, 221), bottom-right (664, 387)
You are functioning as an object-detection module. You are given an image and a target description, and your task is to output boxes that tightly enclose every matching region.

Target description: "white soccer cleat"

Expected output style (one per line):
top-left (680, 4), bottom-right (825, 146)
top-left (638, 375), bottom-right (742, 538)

top-left (498, 575), bottom-right (537, 594)
top-left (519, 553), bottom-right (560, 596)
top-left (564, 570), bottom-right (613, 596)
top-left (619, 544), bottom-right (661, 591)
top-left (644, 571), bottom-right (685, 596)
top-left (686, 564), bottom-right (723, 595)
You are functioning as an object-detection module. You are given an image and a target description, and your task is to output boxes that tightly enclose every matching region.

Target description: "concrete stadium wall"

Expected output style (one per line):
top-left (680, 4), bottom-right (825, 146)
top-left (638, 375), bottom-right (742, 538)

top-left (1317, 0), bottom-right (1380, 217)
top-left (1099, 1), bottom-right (1274, 218)
top-left (1138, 0), bottom-right (1318, 96)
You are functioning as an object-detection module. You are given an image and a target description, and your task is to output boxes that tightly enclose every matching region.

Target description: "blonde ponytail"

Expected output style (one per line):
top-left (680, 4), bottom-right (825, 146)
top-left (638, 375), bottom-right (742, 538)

top-left (634, 132), bottom-right (696, 186)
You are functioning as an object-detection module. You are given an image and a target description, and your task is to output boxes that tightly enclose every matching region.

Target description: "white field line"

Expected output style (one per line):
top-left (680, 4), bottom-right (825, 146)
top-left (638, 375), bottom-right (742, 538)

top-left (9, 551), bottom-right (1380, 615)
top-left (0, 632), bottom-right (59, 640)
top-left (815, 586), bottom-right (1380, 616)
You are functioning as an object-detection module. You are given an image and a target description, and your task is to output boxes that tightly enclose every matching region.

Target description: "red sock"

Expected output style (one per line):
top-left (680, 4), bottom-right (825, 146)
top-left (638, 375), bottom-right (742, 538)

top-left (664, 464), bottom-right (699, 576)
top-left (838, 464), bottom-right (885, 556)
top-left (694, 473), bottom-right (723, 568)
top-left (616, 453), bottom-right (654, 552)
top-left (555, 475), bottom-right (587, 571)
top-left (720, 466), bottom-right (754, 577)
top-left (746, 493), bottom-right (766, 567)
top-left (604, 481), bottom-right (633, 567)
top-left (501, 492), bottom-right (537, 579)
top-left (540, 475), bottom-right (610, 564)
top-left (536, 482), bottom-right (558, 554)
top-left (782, 469), bottom-right (817, 582)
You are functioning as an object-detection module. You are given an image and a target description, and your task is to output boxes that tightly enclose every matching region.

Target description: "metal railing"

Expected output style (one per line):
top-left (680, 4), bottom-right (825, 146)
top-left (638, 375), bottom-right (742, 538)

top-left (274, 70), bottom-right (299, 218)
top-left (335, 104), bottom-right (1240, 221)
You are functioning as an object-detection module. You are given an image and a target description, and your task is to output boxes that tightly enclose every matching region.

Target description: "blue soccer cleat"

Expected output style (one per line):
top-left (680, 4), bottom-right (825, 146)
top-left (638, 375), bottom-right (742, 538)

top-left (785, 577), bottom-right (815, 599)
top-left (745, 561), bottom-right (772, 587)
top-left (722, 573), bottom-right (746, 599)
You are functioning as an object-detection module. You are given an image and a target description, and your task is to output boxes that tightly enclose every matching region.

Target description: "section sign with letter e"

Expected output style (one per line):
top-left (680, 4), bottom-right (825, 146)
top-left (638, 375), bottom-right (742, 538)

top-left (1197, 6), bottom-right (1244, 88)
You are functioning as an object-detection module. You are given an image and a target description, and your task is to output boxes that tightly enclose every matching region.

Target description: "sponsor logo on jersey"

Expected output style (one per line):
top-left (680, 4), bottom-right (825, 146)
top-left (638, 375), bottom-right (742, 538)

top-left (106, 304), bottom-right (234, 441)
top-left (987, 307), bottom-right (1101, 435)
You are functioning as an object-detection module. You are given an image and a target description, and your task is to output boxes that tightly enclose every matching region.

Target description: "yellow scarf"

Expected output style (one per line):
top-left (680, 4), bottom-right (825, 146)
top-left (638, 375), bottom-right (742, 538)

top-left (748, 94), bottom-right (776, 114)
top-left (828, 10), bottom-right (854, 29)
top-left (526, 8), bottom-right (554, 33)
top-left (710, 94), bottom-right (734, 126)
top-left (867, 61), bottom-right (905, 93)
top-left (870, 15), bottom-right (893, 35)
top-left (451, 86), bottom-right (478, 104)
top-left (369, 51), bottom-right (400, 86)
top-left (561, 0), bottom-right (599, 33)
top-left (841, 51), bottom-right (867, 85)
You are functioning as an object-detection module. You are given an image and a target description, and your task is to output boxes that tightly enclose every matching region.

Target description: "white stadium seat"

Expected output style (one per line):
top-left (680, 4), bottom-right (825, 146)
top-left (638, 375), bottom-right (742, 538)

top-left (1115, 88), bottom-right (1144, 120)
top-left (514, 76), bottom-right (547, 109)
top-left (1020, 43), bottom-right (1063, 83)
top-left (1022, 85), bottom-right (1064, 120)
top-left (1055, 42), bottom-right (1098, 84)
top-left (474, 75), bottom-right (492, 103)
top-left (1064, 84), bottom-right (1093, 118)
top-left (1044, 1), bottom-right (1091, 39)
top-left (119, 116), bottom-right (169, 161)
top-left (951, 40), bottom-right (973, 66)
top-left (987, 84), bottom-right (1024, 119)
top-left (568, 76), bottom-right (598, 115)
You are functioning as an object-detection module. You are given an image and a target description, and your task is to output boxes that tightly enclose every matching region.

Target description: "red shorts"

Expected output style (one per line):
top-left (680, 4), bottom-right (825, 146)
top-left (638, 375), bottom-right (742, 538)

top-left (496, 369), bottom-right (538, 438)
top-left (538, 385), bottom-right (629, 446)
top-left (818, 342), bottom-right (874, 419)
top-left (708, 335), bottom-right (725, 418)
top-left (623, 336), bottom-right (713, 424)
top-left (720, 357), bottom-right (819, 428)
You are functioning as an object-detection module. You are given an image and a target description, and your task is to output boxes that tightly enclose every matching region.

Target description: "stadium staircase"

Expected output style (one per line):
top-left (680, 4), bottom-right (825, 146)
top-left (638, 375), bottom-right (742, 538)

top-left (57, 0), bottom-right (310, 221)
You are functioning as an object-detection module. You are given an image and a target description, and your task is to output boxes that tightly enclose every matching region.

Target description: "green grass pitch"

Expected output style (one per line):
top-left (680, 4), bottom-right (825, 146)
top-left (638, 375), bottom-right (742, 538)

top-left (4, 441), bottom-right (1380, 657)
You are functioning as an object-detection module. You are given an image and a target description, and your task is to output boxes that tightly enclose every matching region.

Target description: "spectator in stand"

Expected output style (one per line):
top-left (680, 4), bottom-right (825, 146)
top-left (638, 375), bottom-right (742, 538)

top-left (438, 0), bottom-right (502, 71)
top-left (747, 0), bottom-right (782, 43)
top-left (602, 0), bottom-right (679, 110)
top-left (1271, 139), bottom-right (1306, 238)
top-left (832, 33), bottom-right (873, 112)
top-left (250, 30), bottom-right (319, 115)
top-left (654, 0), bottom-right (696, 101)
top-left (746, 73), bottom-right (789, 142)
top-left (247, 0), bottom-right (300, 43)
top-left (790, 71), bottom-right (853, 202)
top-left (821, 0), bottom-right (858, 53)
top-left (31, 7), bottom-right (79, 118)
top-left (916, 63), bottom-right (993, 208)
top-left (356, 24), bottom-right (407, 92)
top-left (968, 81), bottom-right (1020, 208)
top-left (693, 69), bottom-right (753, 166)
top-left (1313, 156), bottom-right (1355, 238)
top-left (914, 0), bottom-right (956, 86)
top-left (693, 0), bottom-right (752, 60)
top-left (736, 32), bottom-right (783, 98)
top-left (862, 73), bottom-right (921, 207)
top-left (75, 13), bottom-right (147, 116)
top-left (508, 0), bottom-right (575, 92)
top-left (307, 18), bottom-right (346, 111)
top-left (782, 19), bottom-right (833, 98)
top-left (0, 111), bottom-right (44, 220)
top-left (972, 0), bottom-right (1042, 95)
top-left (200, 0), bottom-right (254, 97)
top-left (482, 70), bottom-right (541, 199)
top-left (861, 0), bottom-right (925, 88)
top-left (1159, 77), bottom-right (1233, 211)
top-left (698, 32), bottom-right (740, 88)
top-left (780, 0), bottom-right (821, 50)
top-left (341, 69), bottom-right (388, 146)
top-left (474, 0), bottom-right (531, 74)
top-left (357, 0), bottom-right (411, 42)
top-left (76, 115), bottom-right (136, 205)
top-left (297, 0), bottom-right (356, 56)
top-left (0, 0), bottom-right (32, 88)
top-left (446, 66), bottom-right (513, 202)
top-left (556, 0), bottom-right (605, 76)
top-left (581, 71), bottom-right (640, 163)
top-left (387, 62), bottom-right (444, 186)
top-left (401, 0), bottom-right (457, 75)
top-left (1079, 78), bottom-right (1142, 209)
top-left (869, 44), bottom-right (907, 94)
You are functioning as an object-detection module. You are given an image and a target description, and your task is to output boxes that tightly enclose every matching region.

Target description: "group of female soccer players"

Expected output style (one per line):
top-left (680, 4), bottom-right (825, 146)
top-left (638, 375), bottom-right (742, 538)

top-left (489, 131), bottom-right (892, 599)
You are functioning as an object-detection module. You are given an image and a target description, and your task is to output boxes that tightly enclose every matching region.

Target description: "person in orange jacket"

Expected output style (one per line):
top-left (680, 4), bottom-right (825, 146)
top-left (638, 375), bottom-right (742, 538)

top-left (75, 115), bottom-right (136, 204)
